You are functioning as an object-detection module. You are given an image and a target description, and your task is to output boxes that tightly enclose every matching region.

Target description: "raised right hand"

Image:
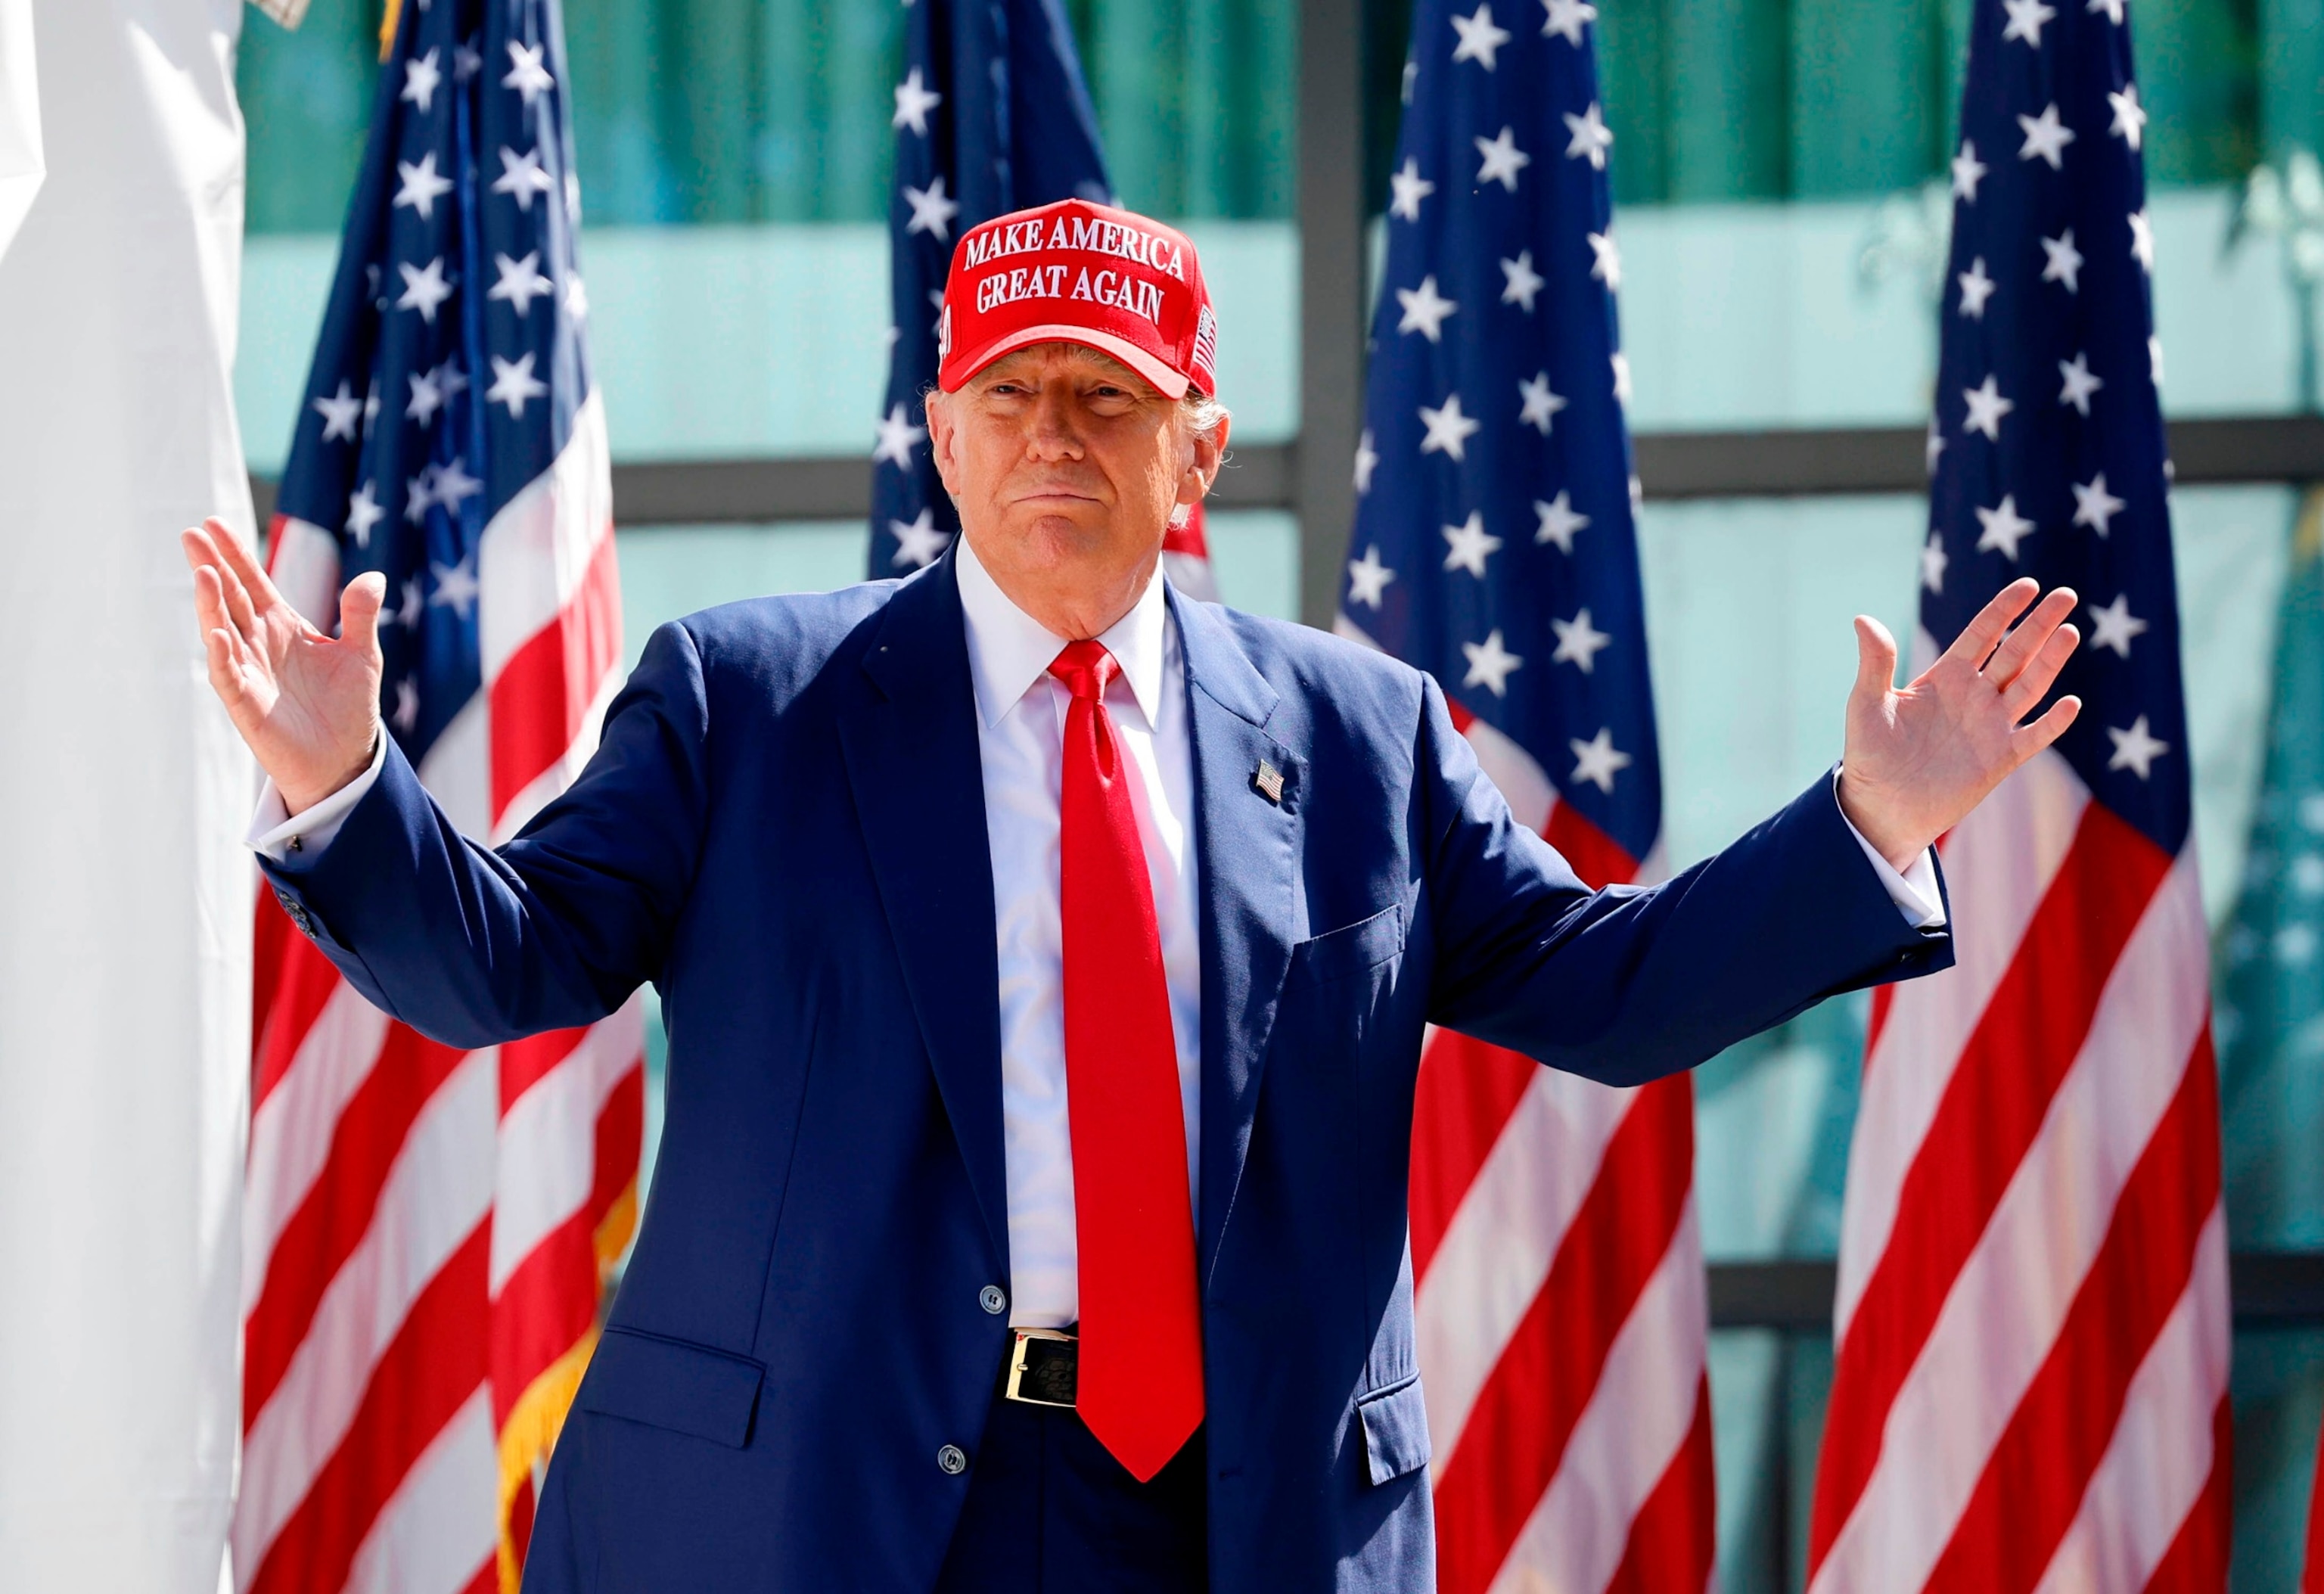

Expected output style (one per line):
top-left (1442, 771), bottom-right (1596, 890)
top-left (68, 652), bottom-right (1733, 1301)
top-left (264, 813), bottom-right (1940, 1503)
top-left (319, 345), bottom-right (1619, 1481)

top-left (182, 517), bottom-right (387, 815)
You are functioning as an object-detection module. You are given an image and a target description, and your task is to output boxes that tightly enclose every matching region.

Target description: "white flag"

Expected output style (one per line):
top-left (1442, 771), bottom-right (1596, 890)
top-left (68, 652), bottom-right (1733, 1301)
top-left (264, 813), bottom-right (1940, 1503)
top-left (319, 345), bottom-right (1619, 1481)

top-left (0, 3), bottom-right (252, 1589)
top-left (0, 0), bottom-right (42, 256)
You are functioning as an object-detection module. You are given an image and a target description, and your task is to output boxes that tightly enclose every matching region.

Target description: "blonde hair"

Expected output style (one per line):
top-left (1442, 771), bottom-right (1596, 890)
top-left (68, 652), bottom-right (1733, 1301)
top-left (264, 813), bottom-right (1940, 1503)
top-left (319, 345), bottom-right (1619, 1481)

top-left (1179, 385), bottom-right (1230, 447)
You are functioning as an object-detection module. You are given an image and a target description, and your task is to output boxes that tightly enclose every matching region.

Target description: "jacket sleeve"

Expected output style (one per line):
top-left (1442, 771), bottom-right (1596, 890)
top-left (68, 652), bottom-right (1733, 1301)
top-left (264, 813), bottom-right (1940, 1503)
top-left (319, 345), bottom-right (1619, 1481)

top-left (1415, 673), bottom-right (1953, 1088)
top-left (257, 620), bottom-right (713, 1049)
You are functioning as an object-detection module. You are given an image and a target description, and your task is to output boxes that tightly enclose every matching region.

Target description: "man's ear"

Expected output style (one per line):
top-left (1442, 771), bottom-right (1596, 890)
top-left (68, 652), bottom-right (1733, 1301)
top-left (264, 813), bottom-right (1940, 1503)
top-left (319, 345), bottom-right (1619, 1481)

top-left (1177, 409), bottom-right (1229, 510)
top-left (926, 391), bottom-right (961, 498)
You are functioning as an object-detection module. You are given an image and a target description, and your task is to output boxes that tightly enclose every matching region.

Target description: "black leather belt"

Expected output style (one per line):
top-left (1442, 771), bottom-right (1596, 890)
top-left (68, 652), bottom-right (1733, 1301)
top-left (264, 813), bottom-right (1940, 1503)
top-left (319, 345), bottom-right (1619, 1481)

top-left (1002, 1328), bottom-right (1078, 1409)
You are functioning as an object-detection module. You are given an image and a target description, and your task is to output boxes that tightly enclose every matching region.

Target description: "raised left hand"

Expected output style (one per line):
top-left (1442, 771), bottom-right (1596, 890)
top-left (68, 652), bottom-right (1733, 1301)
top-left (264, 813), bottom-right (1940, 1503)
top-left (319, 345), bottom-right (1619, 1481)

top-left (1838, 577), bottom-right (2083, 872)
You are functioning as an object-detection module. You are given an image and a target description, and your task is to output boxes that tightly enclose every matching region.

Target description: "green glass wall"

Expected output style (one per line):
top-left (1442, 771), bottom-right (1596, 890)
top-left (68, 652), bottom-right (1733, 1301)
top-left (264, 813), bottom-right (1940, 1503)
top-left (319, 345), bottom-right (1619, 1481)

top-left (239, 0), bottom-right (1297, 231)
top-left (1579, 0), bottom-right (2267, 200)
top-left (240, 0), bottom-right (2305, 234)
top-left (240, 0), bottom-right (381, 235)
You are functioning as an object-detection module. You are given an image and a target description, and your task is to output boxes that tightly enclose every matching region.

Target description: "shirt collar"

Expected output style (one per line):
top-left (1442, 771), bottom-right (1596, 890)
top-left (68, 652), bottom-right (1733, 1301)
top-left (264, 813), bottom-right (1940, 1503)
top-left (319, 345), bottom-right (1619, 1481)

top-left (954, 531), bottom-right (1172, 731)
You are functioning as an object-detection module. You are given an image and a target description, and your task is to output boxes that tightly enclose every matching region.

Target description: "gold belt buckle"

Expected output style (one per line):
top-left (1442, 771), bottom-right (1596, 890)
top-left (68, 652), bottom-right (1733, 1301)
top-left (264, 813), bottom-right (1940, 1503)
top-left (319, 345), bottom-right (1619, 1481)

top-left (1004, 1327), bottom-right (1078, 1409)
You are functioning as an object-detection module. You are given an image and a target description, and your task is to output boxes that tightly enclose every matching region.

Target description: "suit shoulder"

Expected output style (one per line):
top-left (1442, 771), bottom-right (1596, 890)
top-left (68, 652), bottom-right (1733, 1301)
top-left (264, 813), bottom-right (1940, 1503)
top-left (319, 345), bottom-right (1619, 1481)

top-left (1201, 603), bottom-right (1429, 712)
top-left (675, 579), bottom-right (900, 658)
top-left (660, 578), bottom-right (904, 694)
top-left (1177, 599), bottom-right (1432, 781)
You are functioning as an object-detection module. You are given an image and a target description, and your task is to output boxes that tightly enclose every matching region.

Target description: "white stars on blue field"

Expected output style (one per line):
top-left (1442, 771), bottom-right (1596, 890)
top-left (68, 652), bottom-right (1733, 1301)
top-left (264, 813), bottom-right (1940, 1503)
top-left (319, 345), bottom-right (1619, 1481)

top-left (275, 0), bottom-right (594, 763)
top-left (867, 5), bottom-right (1111, 574)
top-left (1922, 0), bottom-right (2192, 850)
top-left (1340, 0), bottom-right (1661, 859)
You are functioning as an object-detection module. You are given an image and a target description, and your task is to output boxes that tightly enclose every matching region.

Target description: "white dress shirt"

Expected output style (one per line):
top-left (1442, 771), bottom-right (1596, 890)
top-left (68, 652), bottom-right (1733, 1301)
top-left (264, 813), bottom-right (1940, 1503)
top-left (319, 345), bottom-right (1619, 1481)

top-left (249, 543), bottom-right (1943, 1331)
top-left (953, 534), bottom-right (1204, 1328)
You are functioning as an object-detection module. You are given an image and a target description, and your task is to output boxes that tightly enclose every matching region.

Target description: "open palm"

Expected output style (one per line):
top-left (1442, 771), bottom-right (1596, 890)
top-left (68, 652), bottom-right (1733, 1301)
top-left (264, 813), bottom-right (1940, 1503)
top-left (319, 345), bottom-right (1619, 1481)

top-left (1839, 577), bottom-right (2083, 870)
top-left (182, 517), bottom-right (387, 814)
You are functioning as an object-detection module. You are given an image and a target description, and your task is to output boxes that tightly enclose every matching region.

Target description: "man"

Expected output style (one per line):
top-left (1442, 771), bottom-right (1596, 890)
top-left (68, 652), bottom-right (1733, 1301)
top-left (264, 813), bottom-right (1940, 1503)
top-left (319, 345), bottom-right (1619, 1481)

top-left (185, 198), bottom-right (2082, 1592)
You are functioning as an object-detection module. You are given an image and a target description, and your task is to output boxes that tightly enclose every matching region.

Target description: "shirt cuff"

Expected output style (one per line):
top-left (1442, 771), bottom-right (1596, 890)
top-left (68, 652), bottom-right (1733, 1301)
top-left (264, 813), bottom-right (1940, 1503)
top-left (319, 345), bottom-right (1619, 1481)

top-left (246, 729), bottom-right (387, 865)
top-left (1833, 772), bottom-right (1947, 930)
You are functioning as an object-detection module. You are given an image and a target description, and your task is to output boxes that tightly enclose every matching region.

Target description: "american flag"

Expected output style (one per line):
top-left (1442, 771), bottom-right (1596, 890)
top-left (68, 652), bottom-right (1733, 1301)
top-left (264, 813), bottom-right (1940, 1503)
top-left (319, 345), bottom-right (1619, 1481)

top-left (868, 0), bottom-right (1157, 579)
top-left (1164, 500), bottom-right (1222, 601)
top-left (2309, 1425), bottom-right (2324, 1593)
top-left (1336, 4), bottom-right (1717, 1590)
top-left (1808, 0), bottom-right (2230, 1585)
top-left (240, 0), bottom-right (640, 1589)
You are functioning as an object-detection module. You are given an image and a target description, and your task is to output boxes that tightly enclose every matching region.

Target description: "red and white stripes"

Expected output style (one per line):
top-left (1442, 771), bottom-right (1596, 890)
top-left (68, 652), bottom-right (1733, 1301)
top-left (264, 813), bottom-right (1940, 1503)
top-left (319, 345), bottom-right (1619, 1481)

top-left (1161, 499), bottom-right (1220, 603)
top-left (239, 395), bottom-right (642, 1594)
top-left (1412, 716), bottom-right (1716, 1594)
top-left (2302, 1428), bottom-right (2324, 1592)
top-left (1810, 744), bottom-right (2231, 1594)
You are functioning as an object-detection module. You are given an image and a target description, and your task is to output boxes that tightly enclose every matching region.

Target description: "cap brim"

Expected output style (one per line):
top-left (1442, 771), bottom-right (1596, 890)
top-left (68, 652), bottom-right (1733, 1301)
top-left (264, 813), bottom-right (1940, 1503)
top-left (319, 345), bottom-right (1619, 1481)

top-left (942, 324), bottom-right (1192, 400)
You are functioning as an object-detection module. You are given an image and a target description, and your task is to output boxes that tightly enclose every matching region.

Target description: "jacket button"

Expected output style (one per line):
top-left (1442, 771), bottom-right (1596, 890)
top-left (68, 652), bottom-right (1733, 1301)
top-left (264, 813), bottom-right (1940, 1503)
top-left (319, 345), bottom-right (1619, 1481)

top-left (978, 1285), bottom-right (1006, 1316)
top-left (937, 1444), bottom-right (968, 1476)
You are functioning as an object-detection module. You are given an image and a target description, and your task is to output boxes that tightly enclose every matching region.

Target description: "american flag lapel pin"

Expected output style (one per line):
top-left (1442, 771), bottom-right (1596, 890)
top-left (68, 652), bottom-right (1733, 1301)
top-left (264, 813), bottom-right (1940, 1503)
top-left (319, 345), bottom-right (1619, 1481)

top-left (1254, 759), bottom-right (1285, 805)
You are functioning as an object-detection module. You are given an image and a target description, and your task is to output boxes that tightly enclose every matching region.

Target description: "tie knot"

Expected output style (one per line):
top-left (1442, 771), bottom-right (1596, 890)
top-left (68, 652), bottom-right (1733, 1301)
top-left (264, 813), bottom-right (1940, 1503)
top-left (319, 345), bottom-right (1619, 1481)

top-left (1048, 639), bottom-right (1118, 701)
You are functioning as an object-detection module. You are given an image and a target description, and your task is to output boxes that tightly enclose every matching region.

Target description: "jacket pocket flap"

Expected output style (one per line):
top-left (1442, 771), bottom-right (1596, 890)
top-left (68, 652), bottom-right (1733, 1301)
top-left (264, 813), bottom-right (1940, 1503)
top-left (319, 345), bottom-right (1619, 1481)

top-left (1356, 1375), bottom-right (1431, 1485)
top-left (1291, 903), bottom-right (1406, 987)
top-left (578, 1328), bottom-right (766, 1450)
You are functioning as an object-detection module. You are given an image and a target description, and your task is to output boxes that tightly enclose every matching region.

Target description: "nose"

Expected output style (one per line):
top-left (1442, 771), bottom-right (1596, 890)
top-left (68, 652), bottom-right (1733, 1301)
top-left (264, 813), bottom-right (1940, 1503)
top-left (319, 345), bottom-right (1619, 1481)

top-left (1024, 381), bottom-right (1084, 461)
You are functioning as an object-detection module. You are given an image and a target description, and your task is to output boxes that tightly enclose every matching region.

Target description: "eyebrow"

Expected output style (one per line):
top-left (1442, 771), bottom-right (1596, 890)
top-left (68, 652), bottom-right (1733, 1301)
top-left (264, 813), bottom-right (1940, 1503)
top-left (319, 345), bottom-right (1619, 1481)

top-left (976, 371), bottom-right (1148, 401)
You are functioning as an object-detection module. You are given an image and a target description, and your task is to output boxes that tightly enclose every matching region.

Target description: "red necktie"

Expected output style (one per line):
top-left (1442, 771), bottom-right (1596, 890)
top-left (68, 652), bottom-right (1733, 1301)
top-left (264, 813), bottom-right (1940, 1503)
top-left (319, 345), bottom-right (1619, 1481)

top-left (1048, 639), bottom-right (1204, 1481)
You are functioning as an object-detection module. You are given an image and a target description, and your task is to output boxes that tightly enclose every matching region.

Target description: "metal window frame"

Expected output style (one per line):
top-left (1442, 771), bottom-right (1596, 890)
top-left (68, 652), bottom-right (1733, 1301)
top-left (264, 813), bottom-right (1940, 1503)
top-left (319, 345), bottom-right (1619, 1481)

top-left (246, 415), bottom-right (2324, 531)
top-left (1710, 1252), bottom-right (2324, 1331)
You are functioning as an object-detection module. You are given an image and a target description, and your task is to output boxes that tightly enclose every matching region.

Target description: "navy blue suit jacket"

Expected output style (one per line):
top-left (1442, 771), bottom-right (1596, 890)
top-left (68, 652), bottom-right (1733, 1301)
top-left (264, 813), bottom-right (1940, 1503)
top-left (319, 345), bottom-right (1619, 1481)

top-left (261, 550), bottom-right (1951, 1592)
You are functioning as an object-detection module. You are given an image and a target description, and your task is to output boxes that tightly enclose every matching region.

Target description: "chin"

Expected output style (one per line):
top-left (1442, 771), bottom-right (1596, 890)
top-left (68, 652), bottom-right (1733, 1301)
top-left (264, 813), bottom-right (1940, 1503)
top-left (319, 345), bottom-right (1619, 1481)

top-left (1002, 513), bottom-right (1110, 564)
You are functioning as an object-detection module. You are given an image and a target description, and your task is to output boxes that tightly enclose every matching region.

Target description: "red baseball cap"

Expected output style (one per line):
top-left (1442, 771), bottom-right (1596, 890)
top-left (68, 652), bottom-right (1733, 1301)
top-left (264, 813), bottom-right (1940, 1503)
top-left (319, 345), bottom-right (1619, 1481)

top-left (937, 198), bottom-right (1219, 400)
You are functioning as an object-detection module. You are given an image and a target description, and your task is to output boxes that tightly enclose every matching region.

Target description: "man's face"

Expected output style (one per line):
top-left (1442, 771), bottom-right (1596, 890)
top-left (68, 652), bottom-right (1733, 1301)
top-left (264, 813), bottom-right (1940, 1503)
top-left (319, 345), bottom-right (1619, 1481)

top-left (927, 343), bottom-right (1225, 635)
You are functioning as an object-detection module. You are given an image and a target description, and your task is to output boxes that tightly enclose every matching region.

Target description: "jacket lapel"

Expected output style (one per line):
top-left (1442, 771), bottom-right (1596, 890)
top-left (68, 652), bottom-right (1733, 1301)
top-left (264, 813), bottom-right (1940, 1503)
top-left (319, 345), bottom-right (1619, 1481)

top-left (1171, 590), bottom-right (1302, 1290)
top-left (835, 554), bottom-right (1011, 1267)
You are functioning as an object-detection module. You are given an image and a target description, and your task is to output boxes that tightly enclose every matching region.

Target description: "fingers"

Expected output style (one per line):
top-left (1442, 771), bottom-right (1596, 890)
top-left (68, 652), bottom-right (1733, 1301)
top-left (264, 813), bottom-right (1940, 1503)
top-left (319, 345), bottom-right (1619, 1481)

top-left (189, 535), bottom-right (272, 732)
top-left (195, 563), bottom-right (256, 663)
top-left (191, 525), bottom-right (268, 649)
top-left (1851, 615), bottom-right (1900, 704)
top-left (340, 572), bottom-right (389, 665)
top-left (203, 515), bottom-right (288, 617)
top-left (1984, 586), bottom-right (2078, 687)
top-left (182, 519), bottom-right (231, 582)
top-left (1940, 576), bottom-right (2040, 671)
top-left (2009, 693), bottom-right (2082, 761)
top-left (201, 626), bottom-right (250, 710)
top-left (179, 524), bottom-right (219, 576)
top-left (200, 618), bottom-right (274, 744)
top-left (214, 541), bottom-right (264, 642)
top-left (2001, 620), bottom-right (2080, 717)
top-left (190, 561), bottom-right (229, 642)
top-left (182, 524), bottom-right (231, 604)
top-left (183, 524), bottom-right (259, 642)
